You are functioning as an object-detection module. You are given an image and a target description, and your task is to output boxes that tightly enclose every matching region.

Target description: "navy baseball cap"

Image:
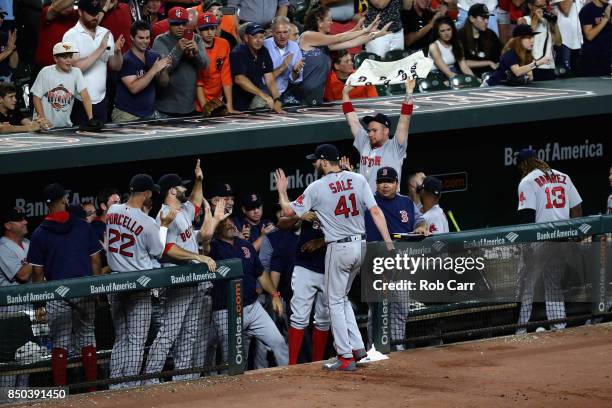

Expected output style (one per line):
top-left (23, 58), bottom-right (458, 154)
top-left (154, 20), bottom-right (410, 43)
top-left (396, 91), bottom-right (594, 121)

top-left (242, 193), bottom-right (262, 210)
top-left (158, 174), bottom-right (191, 193)
top-left (376, 167), bottom-right (398, 183)
top-left (130, 174), bottom-right (160, 193)
top-left (363, 113), bottom-right (390, 128)
top-left (513, 24), bottom-right (540, 38)
top-left (2, 207), bottom-right (26, 224)
top-left (306, 144), bottom-right (340, 161)
top-left (245, 22), bottom-right (265, 36)
top-left (208, 181), bottom-right (234, 198)
top-left (516, 148), bottom-right (536, 164)
top-left (44, 183), bottom-right (67, 204)
top-left (468, 3), bottom-right (492, 17)
top-left (421, 176), bottom-right (443, 196)
top-left (78, 0), bottom-right (102, 16)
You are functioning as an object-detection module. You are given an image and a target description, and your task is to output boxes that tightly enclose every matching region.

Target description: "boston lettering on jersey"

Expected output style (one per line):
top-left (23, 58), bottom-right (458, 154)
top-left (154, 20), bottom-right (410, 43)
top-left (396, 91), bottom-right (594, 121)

top-left (329, 179), bottom-right (353, 194)
top-left (533, 173), bottom-right (568, 187)
top-left (361, 155), bottom-right (381, 168)
top-left (106, 213), bottom-right (144, 236)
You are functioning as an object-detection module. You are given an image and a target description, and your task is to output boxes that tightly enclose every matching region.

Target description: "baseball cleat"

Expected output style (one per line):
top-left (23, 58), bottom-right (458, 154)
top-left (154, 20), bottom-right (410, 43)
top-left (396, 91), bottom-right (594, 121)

top-left (322, 356), bottom-right (357, 372)
top-left (353, 348), bottom-right (368, 362)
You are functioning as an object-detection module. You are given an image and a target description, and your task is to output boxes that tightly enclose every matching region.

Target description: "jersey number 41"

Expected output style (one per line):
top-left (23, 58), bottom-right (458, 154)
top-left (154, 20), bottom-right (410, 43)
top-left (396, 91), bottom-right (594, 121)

top-left (334, 193), bottom-right (360, 218)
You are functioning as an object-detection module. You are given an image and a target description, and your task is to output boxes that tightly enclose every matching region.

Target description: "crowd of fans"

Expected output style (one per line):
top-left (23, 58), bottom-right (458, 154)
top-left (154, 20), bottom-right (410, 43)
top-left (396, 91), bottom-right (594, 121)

top-left (0, 0), bottom-right (609, 132)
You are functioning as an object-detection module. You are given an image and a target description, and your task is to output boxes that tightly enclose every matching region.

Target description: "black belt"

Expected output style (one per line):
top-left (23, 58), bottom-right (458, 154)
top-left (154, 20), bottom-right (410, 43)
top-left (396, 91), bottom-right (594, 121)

top-left (330, 234), bottom-right (366, 244)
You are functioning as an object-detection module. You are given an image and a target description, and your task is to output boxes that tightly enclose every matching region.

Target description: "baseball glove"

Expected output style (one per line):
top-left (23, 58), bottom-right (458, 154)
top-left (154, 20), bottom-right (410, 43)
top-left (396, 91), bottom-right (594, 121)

top-left (201, 97), bottom-right (228, 118)
top-left (79, 118), bottom-right (104, 132)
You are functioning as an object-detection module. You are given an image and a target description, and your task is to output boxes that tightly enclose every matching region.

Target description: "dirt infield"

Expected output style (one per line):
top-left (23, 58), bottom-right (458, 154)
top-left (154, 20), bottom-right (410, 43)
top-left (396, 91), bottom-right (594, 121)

top-left (17, 322), bottom-right (612, 408)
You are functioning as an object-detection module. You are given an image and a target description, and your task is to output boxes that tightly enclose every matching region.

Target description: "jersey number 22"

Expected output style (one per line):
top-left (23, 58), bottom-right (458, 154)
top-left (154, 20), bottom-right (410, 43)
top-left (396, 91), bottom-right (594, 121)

top-left (108, 228), bottom-right (136, 257)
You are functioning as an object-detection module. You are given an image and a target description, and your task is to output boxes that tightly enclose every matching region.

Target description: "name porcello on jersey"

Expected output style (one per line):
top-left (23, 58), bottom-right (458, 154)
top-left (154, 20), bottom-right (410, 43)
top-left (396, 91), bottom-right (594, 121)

top-left (269, 168), bottom-right (316, 191)
top-left (107, 213), bottom-right (144, 235)
top-left (504, 140), bottom-right (603, 166)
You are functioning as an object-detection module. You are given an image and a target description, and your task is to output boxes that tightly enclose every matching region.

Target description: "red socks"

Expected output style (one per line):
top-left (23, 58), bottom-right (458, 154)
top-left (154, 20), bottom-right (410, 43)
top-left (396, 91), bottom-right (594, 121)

top-left (288, 327), bottom-right (305, 365)
top-left (81, 345), bottom-right (98, 392)
top-left (51, 348), bottom-right (67, 386)
top-left (311, 328), bottom-right (329, 362)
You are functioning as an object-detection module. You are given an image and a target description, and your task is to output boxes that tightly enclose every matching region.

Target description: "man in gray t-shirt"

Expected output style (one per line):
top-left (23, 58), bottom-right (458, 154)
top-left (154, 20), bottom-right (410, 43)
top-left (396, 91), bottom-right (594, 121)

top-left (229, 0), bottom-right (289, 26)
top-left (342, 79), bottom-right (416, 192)
top-left (0, 208), bottom-right (31, 288)
top-left (31, 42), bottom-right (94, 129)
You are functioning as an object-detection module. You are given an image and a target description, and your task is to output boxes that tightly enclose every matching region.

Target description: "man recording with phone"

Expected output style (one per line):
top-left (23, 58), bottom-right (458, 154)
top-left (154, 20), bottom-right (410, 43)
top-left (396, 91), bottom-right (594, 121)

top-left (152, 6), bottom-right (208, 117)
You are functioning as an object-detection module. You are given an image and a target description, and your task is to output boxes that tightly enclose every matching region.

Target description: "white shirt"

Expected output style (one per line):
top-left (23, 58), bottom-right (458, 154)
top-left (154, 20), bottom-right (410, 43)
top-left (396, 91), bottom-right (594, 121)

top-left (522, 16), bottom-right (555, 69)
top-left (423, 204), bottom-right (449, 234)
top-left (553, 0), bottom-right (585, 50)
top-left (517, 169), bottom-right (582, 223)
top-left (432, 40), bottom-right (456, 68)
top-left (63, 21), bottom-right (115, 104)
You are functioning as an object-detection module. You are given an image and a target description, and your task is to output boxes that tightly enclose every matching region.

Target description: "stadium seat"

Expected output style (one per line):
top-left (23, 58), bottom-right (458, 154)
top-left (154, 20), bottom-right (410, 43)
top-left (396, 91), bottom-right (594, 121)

top-left (0, 312), bottom-right (35, 363)
top-left (353, 51), bottom-right (380, 69)
top-left (383, 49), bottom-right (409, 62)
top-left (418, 72), bottom-right (451, 92)
top-left (450, 74), bottom-right (482, 89)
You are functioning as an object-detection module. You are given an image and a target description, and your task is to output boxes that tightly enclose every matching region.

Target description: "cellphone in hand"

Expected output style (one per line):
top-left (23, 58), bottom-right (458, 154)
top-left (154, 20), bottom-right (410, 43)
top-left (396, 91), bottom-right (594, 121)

top-left (183, 28), bottom-right (194, 40)
top-left (220, 6), bottom-right (237, 15)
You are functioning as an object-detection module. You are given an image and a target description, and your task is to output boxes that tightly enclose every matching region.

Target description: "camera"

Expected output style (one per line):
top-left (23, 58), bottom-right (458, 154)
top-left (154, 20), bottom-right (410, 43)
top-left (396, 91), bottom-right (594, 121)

top-left (542, 10), bottom-right (558, 24)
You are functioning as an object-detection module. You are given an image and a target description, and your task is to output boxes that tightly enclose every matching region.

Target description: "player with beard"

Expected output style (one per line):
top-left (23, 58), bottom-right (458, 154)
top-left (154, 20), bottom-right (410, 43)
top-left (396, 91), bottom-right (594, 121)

top-left (143, 161), bottom-right (217, 384)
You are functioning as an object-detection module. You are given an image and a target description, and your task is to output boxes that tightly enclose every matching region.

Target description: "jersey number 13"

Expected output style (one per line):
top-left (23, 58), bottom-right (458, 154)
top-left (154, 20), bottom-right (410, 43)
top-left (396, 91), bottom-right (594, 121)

top-left (545, 186), bottom-right (566, 209)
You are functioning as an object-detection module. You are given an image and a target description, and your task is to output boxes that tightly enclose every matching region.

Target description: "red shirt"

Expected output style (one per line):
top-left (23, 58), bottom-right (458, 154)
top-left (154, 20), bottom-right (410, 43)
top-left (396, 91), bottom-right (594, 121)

top-left (324, 70), bottom-right (378, 102)
top-left (101, 3), bottom-right (132, 53)
top-left (499, 0), bottom-right (526, 23)
top-left (35, 6), bottom-right (78, 67)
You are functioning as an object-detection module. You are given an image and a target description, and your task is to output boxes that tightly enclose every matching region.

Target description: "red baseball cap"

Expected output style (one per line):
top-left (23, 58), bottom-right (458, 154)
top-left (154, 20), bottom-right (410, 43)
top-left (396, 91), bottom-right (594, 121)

top-left (198, 12), bottom-right (219, 29)
top-left (168, 7), bottom-right (189, 24)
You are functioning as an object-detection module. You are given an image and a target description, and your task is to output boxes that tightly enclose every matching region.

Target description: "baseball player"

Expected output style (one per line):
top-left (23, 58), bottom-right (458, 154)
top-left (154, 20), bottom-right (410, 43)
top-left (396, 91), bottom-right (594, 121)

top-left (515, 149), bottom-right (582, 333)
top-left (275, 143), bottom-right (393, 371)
top-left (286, 212), bottom-right (329, 365)
top-left (105, 174), bottom-right (176, 389)
top-left (342, 78), bottom-right (416, 192)
top-left (234, 193), bottom-right (276, 251)
top-left (418, 176), bottom-right (450, 234)
top-left (28, 183), bottom-right (102, 389)
top-left (364, 167), bottom-right (429, 351)
top-left (206, 217), bottom-right (288, 369)
top-left (143, 161), bottom-right (217, 384)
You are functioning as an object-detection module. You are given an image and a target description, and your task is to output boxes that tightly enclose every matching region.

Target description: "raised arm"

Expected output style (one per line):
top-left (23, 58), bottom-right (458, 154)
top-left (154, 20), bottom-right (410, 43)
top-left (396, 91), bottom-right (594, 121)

top-left (275, 169), bottom-right (297, 217)
top-left (189, 159), bottom-right (204, 208)
top-left (301, 15), bottom-right (380, 48)
top-left (394, 78), bottom-right (415, 146)
top-left (341, 85), bottom-right (364, 138)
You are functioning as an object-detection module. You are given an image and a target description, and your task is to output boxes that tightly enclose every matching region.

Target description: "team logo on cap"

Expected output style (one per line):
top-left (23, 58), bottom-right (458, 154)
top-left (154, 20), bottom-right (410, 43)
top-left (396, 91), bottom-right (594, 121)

top-left (225, 184), bottom-right (231, 192)
top-left (175, 9), bottom-right (183, 17)
top-left (251, 194), bottom-right (257, 202)
top-left (381, 169), bottom-right (388, 176)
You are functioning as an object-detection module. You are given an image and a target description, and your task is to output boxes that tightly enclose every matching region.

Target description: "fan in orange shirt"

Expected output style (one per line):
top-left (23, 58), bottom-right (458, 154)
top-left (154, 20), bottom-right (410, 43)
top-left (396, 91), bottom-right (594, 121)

top-left (195, 12), bottom-right (238, 113)
top-left (324, 50), bottom-right (378, 102)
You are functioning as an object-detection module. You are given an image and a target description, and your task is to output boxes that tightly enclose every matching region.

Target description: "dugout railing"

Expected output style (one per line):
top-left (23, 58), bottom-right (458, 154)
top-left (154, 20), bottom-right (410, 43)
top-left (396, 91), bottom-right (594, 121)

top-left (0, 259), bottom-right (244, 398)
top-left (369, 215), bottom-right (612, 353)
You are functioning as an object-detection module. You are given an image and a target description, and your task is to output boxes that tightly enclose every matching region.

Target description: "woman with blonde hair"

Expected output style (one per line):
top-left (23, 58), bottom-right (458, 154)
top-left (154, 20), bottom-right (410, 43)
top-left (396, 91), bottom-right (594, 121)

top-left (484, 24), bottom-right (551, 86)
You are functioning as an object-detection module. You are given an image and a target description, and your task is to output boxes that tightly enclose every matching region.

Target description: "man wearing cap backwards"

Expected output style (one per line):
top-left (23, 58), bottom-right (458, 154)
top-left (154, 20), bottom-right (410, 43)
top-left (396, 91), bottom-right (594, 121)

top-left (63, 0), bottom-right (124, 125)
top-left (342, 77), bottom-right (416, 192)
top-left (143, 159), bottom-right (218, 384)
top-left (418, 176), bottom-right (450, 234)
top-left (364, 167), bottom-right (429, 351)
top-left (113, 20), bottom-right (172, 123)
top-left (31, 42), bottom-right (94, 129)
top-left (153, 6), bottom-right (208, 117)
top-left (514, 148), bottom-right (582, 334)
top-left (105, 174), bottom-right (176, 388)
top-left (275, 143), bottom-right (393, 371)
top-left (195, 12), bottom-right (238, 114)
top-left (230, 22), bottom-right (285, 113)
top-left (27, 183), bottom-right (103, 389)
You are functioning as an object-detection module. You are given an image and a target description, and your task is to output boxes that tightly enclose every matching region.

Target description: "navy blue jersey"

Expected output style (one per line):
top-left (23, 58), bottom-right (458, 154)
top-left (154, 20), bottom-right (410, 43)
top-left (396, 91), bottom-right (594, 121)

top-left (365, 193), bottom-right (423, 242)
top-left (268, 229), bottom-right (299, 300)
top-left (232, 216), bottom-right (273, 247)
top-left (90, 218), bottom-right (108, 268)
top-left (210, 238), bottom-right (263, 310)
top-left (28, 211), bottom-right (102, 280)
top-left (294, 219), bottom-right (326, 274)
